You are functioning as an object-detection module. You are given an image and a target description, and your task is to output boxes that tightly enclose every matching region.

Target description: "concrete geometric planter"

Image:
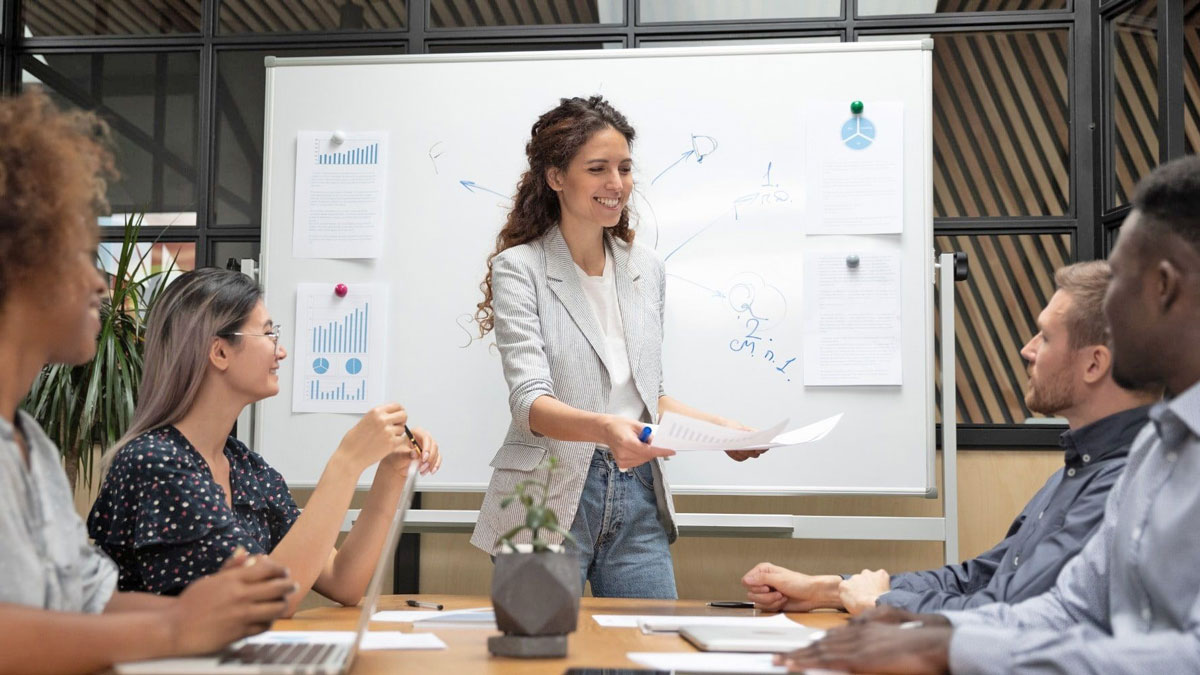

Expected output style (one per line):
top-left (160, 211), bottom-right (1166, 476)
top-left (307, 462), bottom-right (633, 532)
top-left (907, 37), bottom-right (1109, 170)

top-left (487, 550), bottom-right (581, 658)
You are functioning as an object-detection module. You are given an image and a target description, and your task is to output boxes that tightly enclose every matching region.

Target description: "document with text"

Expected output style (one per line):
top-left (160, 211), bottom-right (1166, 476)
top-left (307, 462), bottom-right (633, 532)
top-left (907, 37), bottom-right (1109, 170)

top-left (646, 412), bottom-right (842, 452)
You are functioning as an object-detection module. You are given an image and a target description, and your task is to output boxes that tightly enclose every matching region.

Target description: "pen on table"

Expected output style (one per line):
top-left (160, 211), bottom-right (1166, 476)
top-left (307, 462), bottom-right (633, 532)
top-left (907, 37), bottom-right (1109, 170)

top-left (406, 600), bottom-right (443, 610)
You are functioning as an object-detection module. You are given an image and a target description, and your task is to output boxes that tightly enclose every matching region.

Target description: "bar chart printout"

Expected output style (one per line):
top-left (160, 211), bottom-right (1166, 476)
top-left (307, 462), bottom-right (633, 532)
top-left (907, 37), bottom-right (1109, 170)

top-left (293, 130), bottom-right (388, 259)
top-left (292, 282), bottom-right (387, 413)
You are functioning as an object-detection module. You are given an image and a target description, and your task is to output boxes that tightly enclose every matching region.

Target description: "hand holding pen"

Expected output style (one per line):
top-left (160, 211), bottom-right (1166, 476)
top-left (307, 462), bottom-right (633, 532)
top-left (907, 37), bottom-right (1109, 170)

top-left (602, 416), bottom-right (673, 470)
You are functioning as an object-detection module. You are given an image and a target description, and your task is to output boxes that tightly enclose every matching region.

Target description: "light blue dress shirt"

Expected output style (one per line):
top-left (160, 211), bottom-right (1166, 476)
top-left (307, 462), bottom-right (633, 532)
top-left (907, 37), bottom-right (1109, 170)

top-left (943, 380), bottom-right (1200, 674)
top-left (0, 410), bottom-right (117, 612)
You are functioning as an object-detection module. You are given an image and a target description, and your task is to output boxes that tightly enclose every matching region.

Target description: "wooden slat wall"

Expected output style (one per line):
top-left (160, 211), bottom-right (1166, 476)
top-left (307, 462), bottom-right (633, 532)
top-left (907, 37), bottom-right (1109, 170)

top-left (1111, 0), bottom-right (1158, 208)
top-left (219, 1), bottom-right (408, 32)
top-left (936, 233), bottom-right (1072, 424)
top-left (430, 0), bottom-right (598, 27)
top-left (1187, 0), bottom-right (1200, 155)
top-left (931, 30), bottom-right (1070, 217)
top-left (936, 0), bottom-right (1066, 10)
top-left (23, 0), bottom-right (201, 34)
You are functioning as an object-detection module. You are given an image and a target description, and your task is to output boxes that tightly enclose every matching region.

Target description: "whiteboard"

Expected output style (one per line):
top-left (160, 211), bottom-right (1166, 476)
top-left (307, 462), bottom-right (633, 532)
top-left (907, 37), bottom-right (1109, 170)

top-left (256, 42), bottom-right (935, 495)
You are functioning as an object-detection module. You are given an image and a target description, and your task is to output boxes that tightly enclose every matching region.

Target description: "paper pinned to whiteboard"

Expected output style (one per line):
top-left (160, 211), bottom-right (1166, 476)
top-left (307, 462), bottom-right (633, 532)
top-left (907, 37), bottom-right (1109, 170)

top-left (803, 251), bottom-right (902, 386)
top-left (292, 282), bottom-right (387, 413)
top-left (804, 100), bottom-right (904, 235)
top-left (293, 131), bottom-right (388, 258)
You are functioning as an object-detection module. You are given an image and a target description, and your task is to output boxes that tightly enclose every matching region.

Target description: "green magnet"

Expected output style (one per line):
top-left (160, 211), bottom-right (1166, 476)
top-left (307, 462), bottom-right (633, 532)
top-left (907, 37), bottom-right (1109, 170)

top-left (850, 100), bottom-right (864, 115)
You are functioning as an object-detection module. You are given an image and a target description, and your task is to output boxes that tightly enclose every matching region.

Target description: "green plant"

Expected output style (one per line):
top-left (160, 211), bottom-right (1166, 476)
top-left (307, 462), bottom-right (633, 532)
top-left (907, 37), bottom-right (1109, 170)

top-left (22, 213), bottom-right (174, 489)
top-left (496, 456), bottom-right (578, 553)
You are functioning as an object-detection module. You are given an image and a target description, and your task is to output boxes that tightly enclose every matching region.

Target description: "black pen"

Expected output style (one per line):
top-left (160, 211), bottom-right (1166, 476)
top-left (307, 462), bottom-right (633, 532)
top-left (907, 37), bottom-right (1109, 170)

top-left (406, 599), bottom-right (443, 610)
top-left (403, 425), bottom-right (422, 453)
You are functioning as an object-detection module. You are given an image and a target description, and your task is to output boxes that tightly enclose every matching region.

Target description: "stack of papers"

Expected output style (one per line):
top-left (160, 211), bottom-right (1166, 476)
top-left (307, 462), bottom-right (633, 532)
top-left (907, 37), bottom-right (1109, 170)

top-left (593, 613), bottom-right (800, 633)
top-left (646, 413), bottom-right (843, 452)
top-left (627, 652), bottom-right (786, 673)
top-left (246, 631), bottom-right (446, 651)
top-left (372, 607), bottom-right (496, 629)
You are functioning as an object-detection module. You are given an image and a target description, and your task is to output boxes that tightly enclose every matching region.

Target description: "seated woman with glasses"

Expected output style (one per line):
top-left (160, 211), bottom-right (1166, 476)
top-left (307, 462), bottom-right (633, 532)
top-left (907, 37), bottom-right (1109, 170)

top-left (88, 268), bottom-right (442, 615)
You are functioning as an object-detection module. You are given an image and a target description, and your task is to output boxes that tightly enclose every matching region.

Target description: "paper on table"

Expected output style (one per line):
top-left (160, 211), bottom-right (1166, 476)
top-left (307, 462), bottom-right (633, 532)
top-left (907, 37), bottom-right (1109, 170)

top-left (372, 607), bottom-right (494, 626)
top-left (645, 413), bottom-right (842, 452)
top-left (242, 631), bottom-right (446, 651)
top-left (802, 251), bottom-right (902, 386)
top-left (593, 613), bottom-right (798, 631)
top-left (627, 652), bottom-right (786, 674)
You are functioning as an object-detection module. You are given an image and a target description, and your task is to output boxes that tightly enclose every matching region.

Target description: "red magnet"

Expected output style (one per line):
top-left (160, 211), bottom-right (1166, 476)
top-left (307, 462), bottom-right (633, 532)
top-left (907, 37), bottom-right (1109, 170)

top-left (334, 283), bottom-right (348, 297)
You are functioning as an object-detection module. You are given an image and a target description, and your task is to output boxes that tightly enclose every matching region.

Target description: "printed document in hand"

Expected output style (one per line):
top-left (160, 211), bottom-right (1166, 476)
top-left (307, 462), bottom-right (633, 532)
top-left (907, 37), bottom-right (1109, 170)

top-left (646, 412), bottom-right (842, 452)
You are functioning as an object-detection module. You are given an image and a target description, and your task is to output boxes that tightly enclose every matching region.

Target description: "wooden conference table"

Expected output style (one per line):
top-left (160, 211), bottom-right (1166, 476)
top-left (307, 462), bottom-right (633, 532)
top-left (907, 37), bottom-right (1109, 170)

top-left (285, 595), bottom-right (849, 674)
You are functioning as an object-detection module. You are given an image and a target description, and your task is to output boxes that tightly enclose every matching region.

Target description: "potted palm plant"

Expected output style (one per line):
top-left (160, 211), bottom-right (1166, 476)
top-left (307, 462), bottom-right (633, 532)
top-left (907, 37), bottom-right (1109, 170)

top-left (488, 456), bottom-right (581, 658)
top-left (22, 213), bottom-right (173, 489)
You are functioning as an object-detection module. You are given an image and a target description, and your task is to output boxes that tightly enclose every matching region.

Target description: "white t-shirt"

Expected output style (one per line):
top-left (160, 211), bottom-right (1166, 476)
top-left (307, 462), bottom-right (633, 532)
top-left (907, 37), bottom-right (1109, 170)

top-left (574, 248), bottom-right (648, 427)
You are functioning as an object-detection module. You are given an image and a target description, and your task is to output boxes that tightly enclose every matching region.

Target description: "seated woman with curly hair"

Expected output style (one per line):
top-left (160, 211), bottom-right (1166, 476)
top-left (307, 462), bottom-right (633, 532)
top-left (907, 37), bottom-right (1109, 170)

top-left (0, 89), bottom-right (294, 674)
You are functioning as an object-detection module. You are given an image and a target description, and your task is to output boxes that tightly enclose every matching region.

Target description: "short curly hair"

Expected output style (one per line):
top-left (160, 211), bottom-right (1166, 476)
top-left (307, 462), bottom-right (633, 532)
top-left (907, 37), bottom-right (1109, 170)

top-left (0, 88), bottom-right (115, 308)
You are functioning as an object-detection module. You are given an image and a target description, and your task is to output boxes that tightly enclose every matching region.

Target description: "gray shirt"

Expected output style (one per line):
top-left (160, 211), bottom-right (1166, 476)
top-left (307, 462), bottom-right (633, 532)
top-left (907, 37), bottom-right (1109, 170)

top-left (0, 410), bottom-right (117, 612)
top-left (881, 406), bottom-right (1147, 612)
top-left (944, 381), bottom-right (1200, 674)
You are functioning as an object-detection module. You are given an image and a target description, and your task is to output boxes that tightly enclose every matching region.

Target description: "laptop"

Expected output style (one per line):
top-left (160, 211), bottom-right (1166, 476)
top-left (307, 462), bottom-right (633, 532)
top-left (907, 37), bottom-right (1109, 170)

top-left (679, 623), bottom-right (824, 653)
top-left (116, 467), bottom-right (419, 674)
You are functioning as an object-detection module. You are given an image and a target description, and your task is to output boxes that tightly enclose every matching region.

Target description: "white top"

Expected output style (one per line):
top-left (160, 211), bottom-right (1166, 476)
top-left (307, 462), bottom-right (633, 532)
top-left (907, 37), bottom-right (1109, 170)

top-left (575, 247), bottom-right (648, 428)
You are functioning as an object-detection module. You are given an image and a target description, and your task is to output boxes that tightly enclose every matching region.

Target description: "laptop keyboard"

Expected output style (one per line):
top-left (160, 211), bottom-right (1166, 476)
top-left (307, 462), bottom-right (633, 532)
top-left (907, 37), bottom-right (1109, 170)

top-left (219, 641), bottom-right (338, 666)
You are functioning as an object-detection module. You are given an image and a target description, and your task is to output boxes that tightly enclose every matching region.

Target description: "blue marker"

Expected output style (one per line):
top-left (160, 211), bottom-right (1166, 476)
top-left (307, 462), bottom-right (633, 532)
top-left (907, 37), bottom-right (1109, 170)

top-left (638, 426), bottom-right (653, 443)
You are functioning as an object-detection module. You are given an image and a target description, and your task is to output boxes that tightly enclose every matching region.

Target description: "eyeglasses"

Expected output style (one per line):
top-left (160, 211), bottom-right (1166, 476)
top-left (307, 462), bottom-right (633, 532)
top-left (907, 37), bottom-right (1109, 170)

top-left (224, 324), bottom-right (283, 346)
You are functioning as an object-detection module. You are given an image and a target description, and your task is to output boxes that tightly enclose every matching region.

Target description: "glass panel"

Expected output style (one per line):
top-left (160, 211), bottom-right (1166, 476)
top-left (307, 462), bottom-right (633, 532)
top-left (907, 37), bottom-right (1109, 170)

top-left (640, 35), bottom-right (840, 48)
top-left (864, 30), bottom-right (1070, 217)
top-left (219, 0), bottom-right (407, 33)
top-left (1186, 1), bottom-right (1200, 155)
top-left (99, 241), bottom-right (195, 304)
top-left (639, 0), bottom-right (839, 23)
top-left (213, 47), bottom-right (404, 227)
top-left (935, 233), bottom-right (1073, 425)
top-left (431, 0), bottom-right (622, 27)
top-left (210, 240), bottom-right (261, 270)
top-left (426, 41), bottom-right (622, 53)
top-left (1107, 0), bottom-right (1158, 209)
top-left (858, 0), bottom-right (1067, 17)
top-left (22, 52), bottom-right (201, 226)
top-left (22, 0), bottom-right (201, 36)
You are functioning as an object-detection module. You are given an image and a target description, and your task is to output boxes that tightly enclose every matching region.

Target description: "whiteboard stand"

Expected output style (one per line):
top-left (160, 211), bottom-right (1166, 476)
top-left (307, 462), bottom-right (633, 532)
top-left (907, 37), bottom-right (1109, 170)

top-left (337, 253), bottom-right (967, 567)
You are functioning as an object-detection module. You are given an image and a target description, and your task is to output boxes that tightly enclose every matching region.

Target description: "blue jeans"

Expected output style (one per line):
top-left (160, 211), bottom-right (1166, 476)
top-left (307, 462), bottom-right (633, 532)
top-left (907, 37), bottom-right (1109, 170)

top-left (565, 448), bottom-right (677, 599)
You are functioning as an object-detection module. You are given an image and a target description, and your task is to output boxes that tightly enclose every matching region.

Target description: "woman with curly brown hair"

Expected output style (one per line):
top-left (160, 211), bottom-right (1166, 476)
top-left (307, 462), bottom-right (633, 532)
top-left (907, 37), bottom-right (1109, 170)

top-left (0, 89), bottom-right (294, 673)
top-left (469, 95), bottom-right (760, 598)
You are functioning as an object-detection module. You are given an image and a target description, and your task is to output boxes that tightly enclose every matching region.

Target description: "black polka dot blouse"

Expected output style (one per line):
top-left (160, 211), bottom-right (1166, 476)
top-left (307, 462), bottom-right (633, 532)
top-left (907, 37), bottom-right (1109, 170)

top-left (87, 426), bottom-right (300, 595)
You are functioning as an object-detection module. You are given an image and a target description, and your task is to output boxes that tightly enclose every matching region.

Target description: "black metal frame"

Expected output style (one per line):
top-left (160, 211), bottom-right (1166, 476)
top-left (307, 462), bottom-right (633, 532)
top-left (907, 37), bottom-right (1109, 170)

top-left (0, 0), bottom-right (1189, 447)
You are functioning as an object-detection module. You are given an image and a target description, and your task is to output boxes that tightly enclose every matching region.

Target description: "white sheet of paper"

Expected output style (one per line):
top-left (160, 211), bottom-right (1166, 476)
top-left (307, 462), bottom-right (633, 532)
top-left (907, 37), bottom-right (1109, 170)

top-left (593, 613), bottom-right (798, 630)
top-left (627, 652), bottom-right (786, 673)
top-left (645, 413), bottom-right (842, 452)
top-left (804, 100), bottom-right (905, 235)
top-left (293, 131), bottom-right (388, 258)
top-left (242, 631), bottom-right (445, 651)
top-left (292, 283), bottom-right (388, 413)
top-left (372, 607), bottom-right (493, 624)
top-left (646, 414), bottom-right (789, 452)
top-left (803, 252), bottom-right (902, 386)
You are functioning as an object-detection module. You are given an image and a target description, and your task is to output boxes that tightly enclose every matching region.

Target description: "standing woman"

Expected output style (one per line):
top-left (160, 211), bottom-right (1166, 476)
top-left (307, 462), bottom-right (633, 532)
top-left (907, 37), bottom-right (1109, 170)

top-left (0, 90), bottom-right (295, 673)
top-left (470, 95), bottom-right (761, 599)
top-left (88, 268), bottom-right (441, 616)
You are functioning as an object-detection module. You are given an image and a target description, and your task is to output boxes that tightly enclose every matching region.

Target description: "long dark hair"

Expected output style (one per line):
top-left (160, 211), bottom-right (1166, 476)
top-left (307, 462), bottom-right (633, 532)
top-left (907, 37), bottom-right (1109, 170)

top-left (475, 95), bottom-right (636, 336)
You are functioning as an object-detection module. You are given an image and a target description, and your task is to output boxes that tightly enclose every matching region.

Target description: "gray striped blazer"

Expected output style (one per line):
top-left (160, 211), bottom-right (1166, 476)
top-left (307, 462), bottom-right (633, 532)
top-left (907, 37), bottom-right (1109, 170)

top-left (469, 226), bottom-right (678, 554)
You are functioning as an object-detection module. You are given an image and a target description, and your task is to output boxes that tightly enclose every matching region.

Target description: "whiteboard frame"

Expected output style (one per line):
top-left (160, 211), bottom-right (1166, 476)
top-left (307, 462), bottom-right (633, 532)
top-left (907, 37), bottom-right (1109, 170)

top-left (257, 41), bottom-right (939, 497)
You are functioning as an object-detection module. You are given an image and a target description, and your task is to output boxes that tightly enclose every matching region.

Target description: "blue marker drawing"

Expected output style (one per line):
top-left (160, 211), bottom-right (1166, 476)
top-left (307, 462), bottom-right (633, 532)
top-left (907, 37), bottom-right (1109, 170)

top-left (733, 162), bottom-right (790, 220)
top-left (841, 116), bottom-right (876, 150)
top-left (459, 180), bottom-right (510, 199)
top-left (667, 273), bottom-right (726, 299)
top-left (429, 141), bottom-right (445, 174)
top-left (651, 134), bottom-right (718, 185)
